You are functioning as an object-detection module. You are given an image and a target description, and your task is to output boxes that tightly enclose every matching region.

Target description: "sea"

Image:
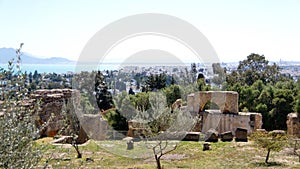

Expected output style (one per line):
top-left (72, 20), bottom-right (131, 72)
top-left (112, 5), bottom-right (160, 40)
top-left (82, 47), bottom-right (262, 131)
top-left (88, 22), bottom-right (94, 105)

top-left (0, 63), bottom-right (189, 74)
top-left (0, 63), bottom-right (119, 74)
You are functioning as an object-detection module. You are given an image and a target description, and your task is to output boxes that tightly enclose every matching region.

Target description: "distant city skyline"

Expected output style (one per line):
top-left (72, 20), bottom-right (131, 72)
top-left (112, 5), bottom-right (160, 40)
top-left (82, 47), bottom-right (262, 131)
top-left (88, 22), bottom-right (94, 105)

top-left (1, 0), bottom-right (300, 62)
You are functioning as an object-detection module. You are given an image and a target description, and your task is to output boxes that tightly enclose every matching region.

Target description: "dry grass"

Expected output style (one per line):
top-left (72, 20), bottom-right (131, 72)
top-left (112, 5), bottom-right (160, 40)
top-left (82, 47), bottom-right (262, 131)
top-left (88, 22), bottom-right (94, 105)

top-left (35, 138), bottom-right (300, 169)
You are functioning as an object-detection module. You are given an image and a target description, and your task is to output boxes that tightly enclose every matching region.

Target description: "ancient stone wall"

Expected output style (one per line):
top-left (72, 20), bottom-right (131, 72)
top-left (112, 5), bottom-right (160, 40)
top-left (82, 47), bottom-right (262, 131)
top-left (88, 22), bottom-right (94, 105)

top-left (187, 91), bottom-right (262, 135)
top-left (79, 114), bottom-right (109, 140)
top-left (287, 113), bottom-right (300, 137)
top-left (200, 111), bottom-right (262, 135)
top-left (31, 89), bottom-right (80, 137)
top-left (187, 91), bottom-right (239, 114)
top-left (30, 89), bottom-right (111, 141)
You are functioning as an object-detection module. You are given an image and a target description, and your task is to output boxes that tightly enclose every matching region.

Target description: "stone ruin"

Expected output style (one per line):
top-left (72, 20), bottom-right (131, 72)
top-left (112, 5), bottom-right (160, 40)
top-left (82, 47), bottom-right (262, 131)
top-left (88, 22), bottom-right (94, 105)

top-left (29, 89), bottom-right (110, 143)
top-left (287, 112), bottom-right (300, 137)
top-left (187, 91), bottom-right (262, 138)
top-left (187, 91), bottom-right (239, 114)
top-left (127, 91), bottom-right (263, 141)
top-left (30, 89), bottom-right (80, 137)
top-left (127, 120), bottom-right (151, 138)
top-left (6, 89), bottom-right (263, 142)
top-left (26, 89), bottom-right (95, 143)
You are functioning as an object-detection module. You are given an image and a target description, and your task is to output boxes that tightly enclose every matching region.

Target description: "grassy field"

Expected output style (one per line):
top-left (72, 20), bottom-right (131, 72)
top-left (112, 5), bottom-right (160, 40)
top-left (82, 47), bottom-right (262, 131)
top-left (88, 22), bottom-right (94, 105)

top-left (36, 138), bottom-right (300, 169)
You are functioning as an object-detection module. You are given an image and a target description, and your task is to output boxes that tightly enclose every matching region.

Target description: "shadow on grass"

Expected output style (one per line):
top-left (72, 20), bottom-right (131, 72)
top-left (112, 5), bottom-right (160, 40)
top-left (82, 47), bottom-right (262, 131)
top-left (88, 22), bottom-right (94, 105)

top-left (253, 161), bottom-right (285, 167)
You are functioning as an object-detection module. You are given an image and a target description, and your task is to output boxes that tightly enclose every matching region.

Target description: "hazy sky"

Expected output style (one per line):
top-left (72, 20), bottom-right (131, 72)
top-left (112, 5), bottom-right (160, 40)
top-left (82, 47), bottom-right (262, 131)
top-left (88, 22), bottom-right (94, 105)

top-left (1, 0), bottom-right (300, 62)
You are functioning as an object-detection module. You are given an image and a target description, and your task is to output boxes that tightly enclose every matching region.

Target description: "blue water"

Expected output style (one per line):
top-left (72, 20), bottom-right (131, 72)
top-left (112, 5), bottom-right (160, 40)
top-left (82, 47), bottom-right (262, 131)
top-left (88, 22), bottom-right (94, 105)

top-left (0, 62), bottom-right (190, 74)
top-left (0, 63), bottom-right (119, 74)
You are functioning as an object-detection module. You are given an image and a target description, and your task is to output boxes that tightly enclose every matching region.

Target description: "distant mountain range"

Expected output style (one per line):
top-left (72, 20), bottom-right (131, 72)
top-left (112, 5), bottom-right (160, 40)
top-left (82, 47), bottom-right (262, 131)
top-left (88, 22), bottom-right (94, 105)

top-left (0, 48), bottom-right (75, 64)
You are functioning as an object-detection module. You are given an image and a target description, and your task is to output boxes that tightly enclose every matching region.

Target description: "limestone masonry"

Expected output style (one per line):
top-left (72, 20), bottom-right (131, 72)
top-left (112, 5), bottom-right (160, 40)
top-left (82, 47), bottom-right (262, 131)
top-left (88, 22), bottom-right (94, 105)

top-left (187, 91), bottom-right (239, 114)
top-left (26, 89), bottom-right (266, 140)
top-left (287, 113), bottom-right (300, 137)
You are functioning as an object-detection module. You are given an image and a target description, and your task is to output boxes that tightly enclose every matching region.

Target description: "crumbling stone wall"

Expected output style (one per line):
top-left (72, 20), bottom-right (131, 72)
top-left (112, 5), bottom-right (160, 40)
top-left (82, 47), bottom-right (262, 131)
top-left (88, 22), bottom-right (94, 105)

top-left (30, 89), bottom-right (111, 142)
top-left (80, 114), bottom-right (108, 140)
top-left (29, 90), bottom-right (93, 143)
top-left (187, 91), bottom-right (262, 135)
top-left (187, 91), bottom-right (239, 114)
top-left (127, 120), bottom-right (151, 138)
top-left (200, 111), bottom-right (262, 135)
top-left (31, 89), bottom-right (80, 137)
top-left (287, 113), bottom-right (300, 137)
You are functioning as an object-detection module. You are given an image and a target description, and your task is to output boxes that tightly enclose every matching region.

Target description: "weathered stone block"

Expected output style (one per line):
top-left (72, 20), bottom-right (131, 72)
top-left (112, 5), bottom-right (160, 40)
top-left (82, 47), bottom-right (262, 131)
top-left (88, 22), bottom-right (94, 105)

top-left (220, 131), bottom-right (233, 142)
top-left (287, 113), bottom-right (300, 137)
top-left (205, 129), bottom-right (218, 142)
top-left (203, 142), bottom-right (211, 151)
top-left (80, 114), bottom-right (109, 141)
top-left (183, 132), bottom-right (200, 141)
top-left (127, 140), bottom-right (134, 150)
top-left (235, 128), bottom-right (248, 142)
top-left (187, 91), bottom-right (239, 114)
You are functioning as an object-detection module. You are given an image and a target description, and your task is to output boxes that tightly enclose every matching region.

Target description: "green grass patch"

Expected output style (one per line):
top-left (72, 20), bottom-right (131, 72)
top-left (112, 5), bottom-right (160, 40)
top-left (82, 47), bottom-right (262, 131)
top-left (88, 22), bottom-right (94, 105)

top-left (35, 139), bottom-right (300, 168)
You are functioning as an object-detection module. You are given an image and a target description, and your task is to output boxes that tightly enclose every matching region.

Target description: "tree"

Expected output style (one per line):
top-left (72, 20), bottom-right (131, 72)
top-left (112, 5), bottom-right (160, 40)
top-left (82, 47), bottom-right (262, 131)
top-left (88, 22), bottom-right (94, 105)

top-left (95, 71), bottom-right (114, 111)
top-left (170, 75), bottom-right (176, 85)
top-left (72, 71), bottom-right (99, 113)
top-left (119, 95), bottom-right (138, 121)
top-left (296, 94), bottom-right (300, 113)
top-left (128, 87), bottom-right (135, 95)
top-left (251, 131), bottom-right (287, 164)
top-left (80, 93), bottom-right (95, 114)
top-left (190, 63), bottom-right (197, 82)
top-left (146, 73), bottom-right (167, 91)
top-left (197, 77), bottom-right (210, 91)
top-left (33, 70), bottom-right (39, 81)
top-left (142, 92), bottom-right (195, 169)
top-left (295, 78), bottom-right (300, 113)
top-left (268, 88), bottom-right (294, 130)
top-left (227, 53), bottom-right (288, 86)
top-left (151, 137), bottom-right (177, 169)
top-left (131, 92), bottom-right (150, 112)
top-left (102, 109), bottom-right (128, 131)
top-left (59, 98), bottom-right (83, 158)
top-left (226, 54), bottom-right (297, 130)
top-left (0, 44), bottom-right (43, 168)
top-left (100, 91), bottom-right (128, 131)
top-left (163, 85), bottom-right (181, 107)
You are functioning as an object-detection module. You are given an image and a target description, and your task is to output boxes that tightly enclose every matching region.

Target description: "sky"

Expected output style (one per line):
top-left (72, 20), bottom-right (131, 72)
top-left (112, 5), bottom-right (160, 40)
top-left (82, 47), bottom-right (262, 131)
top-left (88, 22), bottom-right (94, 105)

top-left (0, 0), bottom-right (300, 63)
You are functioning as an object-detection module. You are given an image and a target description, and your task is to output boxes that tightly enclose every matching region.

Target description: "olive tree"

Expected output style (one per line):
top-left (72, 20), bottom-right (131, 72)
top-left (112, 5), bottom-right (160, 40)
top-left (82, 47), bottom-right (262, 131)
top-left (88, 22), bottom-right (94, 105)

top-left (0, 44), bottom-right (43, 168)
top-left (251, 131), bottom-right (287, 164)
top-left (142, 92), bottom-right (195, 169)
